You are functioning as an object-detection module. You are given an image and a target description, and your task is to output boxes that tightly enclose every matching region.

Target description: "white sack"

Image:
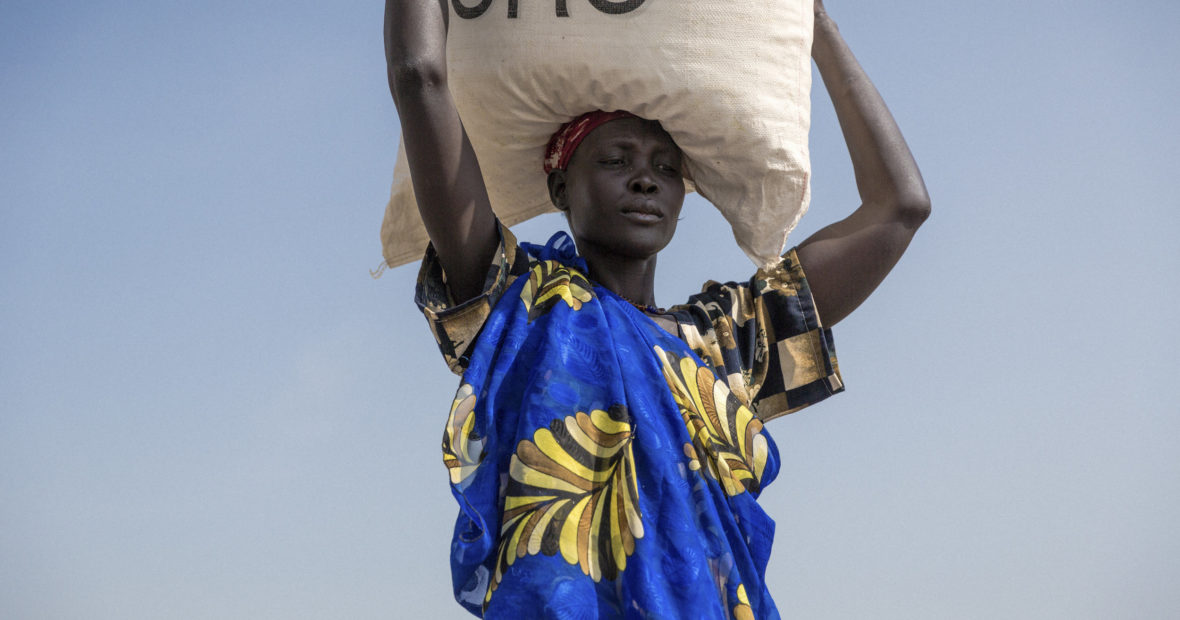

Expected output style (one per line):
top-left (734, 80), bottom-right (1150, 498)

top-left (382, 0), bottom-right (814, 270)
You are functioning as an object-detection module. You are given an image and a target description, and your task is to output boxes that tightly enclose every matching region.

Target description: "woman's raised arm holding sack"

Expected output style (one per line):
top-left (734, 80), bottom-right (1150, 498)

top-left (384, 0), bottom-right (498, 303)
top-left (385, 0), bottom-right (928, 324)
top-left (796, 0), bottom-right (931, 326)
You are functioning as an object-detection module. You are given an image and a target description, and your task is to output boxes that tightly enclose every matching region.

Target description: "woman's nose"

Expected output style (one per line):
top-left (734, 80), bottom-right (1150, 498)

top-left (629, 170), bottom-right (658, 194)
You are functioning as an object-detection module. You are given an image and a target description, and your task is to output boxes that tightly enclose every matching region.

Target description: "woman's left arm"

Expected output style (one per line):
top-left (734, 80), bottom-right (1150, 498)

top-left (795, 0), bottom-right (931, 326)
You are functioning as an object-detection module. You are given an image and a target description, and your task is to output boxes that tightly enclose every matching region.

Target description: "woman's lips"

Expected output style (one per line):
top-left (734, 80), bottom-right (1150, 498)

top-left (621, 204), bottom-right (663, 222)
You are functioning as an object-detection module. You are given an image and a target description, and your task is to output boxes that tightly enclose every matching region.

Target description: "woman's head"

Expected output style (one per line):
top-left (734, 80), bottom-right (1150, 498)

top-left (546, 112), bottom-right (686, 261)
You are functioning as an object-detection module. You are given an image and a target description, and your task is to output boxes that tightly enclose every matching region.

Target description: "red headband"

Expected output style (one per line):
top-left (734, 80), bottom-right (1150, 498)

top-left (543, 110), bottom-right (639, 174)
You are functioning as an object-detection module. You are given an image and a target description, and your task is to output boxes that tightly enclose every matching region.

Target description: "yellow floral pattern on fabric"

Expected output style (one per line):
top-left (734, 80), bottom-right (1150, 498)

top-left (519, 260), bottom-right (593, 322)
top-left (733, 584), bottom-right (755, 620)
top-left (485, 405), bottom-right (643, 609)
top-left (441, 383), bottom-right (483, 488)
top-left (656, 345), bottom-right (769, 496)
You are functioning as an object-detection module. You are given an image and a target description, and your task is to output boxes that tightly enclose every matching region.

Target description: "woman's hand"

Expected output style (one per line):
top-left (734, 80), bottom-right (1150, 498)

top-left (385, 0), bottom-right (498, 303)
top-left (795, 2), bottom-right (931, 326)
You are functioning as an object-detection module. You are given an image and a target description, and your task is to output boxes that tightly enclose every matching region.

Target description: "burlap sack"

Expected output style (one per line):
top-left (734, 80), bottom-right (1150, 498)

top-left (382, 0), bottom-right (813, 270)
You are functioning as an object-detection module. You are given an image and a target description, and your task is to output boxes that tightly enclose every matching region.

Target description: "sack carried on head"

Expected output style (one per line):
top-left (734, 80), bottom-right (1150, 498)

top-left (382, 0), bottom-right (814, 270)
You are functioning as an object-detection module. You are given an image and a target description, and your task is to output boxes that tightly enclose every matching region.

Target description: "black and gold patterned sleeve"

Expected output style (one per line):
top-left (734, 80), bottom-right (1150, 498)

top-left (414, 222), bottom-right (531, 374)
top-left (676, 248), bottom-right (843, 422)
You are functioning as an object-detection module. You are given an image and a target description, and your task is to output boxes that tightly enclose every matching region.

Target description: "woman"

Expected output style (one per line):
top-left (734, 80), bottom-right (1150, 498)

top-left (386, 0), bottom-right (929, 617)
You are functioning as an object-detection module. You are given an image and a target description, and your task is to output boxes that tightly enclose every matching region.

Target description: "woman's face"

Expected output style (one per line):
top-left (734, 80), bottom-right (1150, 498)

top-left (548, 117), bottom-right (686, 261)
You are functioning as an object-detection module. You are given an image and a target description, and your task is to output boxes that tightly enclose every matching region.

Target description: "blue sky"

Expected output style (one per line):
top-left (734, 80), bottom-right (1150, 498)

top-left (2, 1), bottom-right (1178, 618)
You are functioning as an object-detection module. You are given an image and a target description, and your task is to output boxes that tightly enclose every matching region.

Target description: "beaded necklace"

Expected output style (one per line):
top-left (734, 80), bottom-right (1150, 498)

top-left (619, 295), bottom-right (665, 315)
top-left (590, 279), bottom-right (664, 315)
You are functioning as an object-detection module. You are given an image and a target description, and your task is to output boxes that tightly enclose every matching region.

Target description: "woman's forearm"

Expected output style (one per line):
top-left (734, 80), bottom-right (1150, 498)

top-left (811, 8), bottom-right (930, 218)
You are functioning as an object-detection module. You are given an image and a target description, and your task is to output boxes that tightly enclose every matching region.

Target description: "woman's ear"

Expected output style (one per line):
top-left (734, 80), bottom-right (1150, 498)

top-left (547, 170), bottom-right (568, 211)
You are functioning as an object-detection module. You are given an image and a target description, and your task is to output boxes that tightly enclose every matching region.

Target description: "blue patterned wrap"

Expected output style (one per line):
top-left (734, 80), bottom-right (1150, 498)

top-left (441, 232), bottom-right (782, 619)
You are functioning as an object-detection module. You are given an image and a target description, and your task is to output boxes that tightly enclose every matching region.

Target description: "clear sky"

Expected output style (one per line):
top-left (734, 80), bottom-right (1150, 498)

top-left (2, 1), bottom-right (1178, 618)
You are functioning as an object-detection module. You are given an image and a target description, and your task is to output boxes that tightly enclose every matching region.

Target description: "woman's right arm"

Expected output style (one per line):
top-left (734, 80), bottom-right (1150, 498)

top-left (385, 0), bottom-right (498, 302)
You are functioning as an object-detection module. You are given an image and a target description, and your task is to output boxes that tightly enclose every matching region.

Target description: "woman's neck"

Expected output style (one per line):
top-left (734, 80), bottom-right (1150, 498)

top-left (582, 251), bottom-right (660, 310)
